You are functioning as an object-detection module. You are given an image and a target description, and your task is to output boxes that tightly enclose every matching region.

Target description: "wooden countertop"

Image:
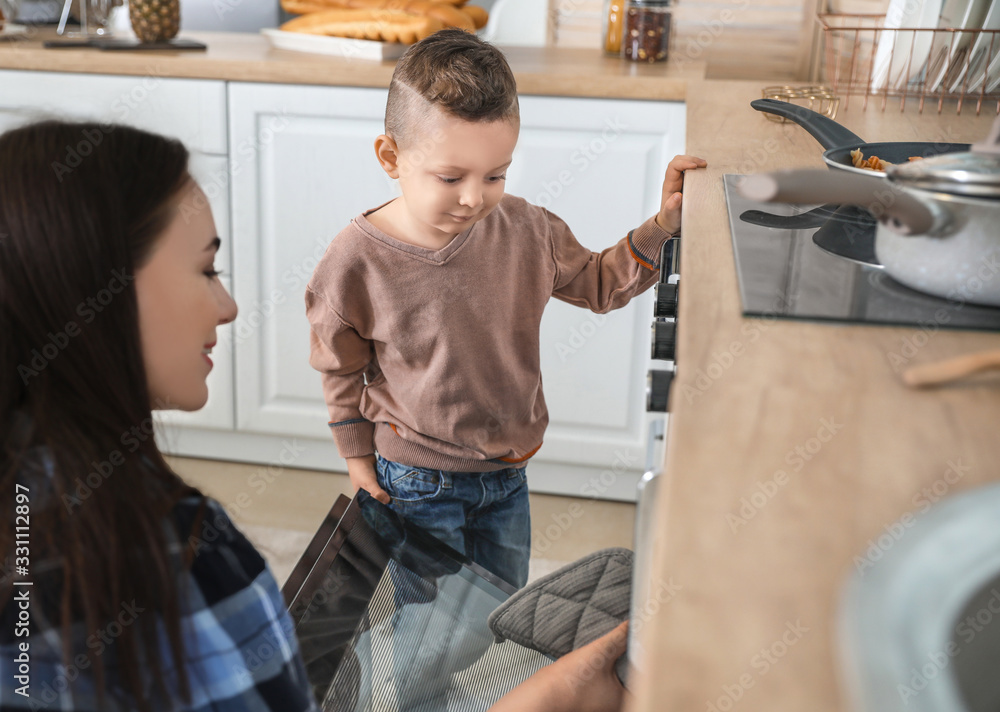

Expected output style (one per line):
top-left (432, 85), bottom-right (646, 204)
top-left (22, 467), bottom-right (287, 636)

top-left (628, 82), bottom-right (1000, 712)
top-left (0, 28), bottom-right (702, 99)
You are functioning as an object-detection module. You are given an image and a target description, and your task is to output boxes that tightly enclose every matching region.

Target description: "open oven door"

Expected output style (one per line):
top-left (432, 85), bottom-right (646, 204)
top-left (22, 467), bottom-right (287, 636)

top-left (281, 491), bottom-right (552, 712)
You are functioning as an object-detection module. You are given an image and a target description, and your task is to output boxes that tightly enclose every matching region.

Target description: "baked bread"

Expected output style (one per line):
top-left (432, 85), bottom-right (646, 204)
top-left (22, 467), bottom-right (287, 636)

top-left (399, 0), bottom-right (474, 31)
top-left (281, 0), bottom-right (334, 15)
top-left (281, 0), bottom-right (478, 32)
top-left (461, 4), bottom-right (488, 28)
top-left (280, 7), bottom-right (445, 43)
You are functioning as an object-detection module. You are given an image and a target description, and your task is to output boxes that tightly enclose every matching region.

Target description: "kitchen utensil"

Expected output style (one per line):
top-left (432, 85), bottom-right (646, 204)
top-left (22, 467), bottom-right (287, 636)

top-left (751, 99), bottom-right (970, 177)
top-left (902, 348), bottom-right (1000, 386)
top-left (739, 203), bottom-right (844, 230)
top-left (760, 85), bottom-right (840, 121)
top-left (811, 205), bottom-right (880, 266)
top-left (740, 198), bottom-right (881, 264)
top-left (740, 113), bottom-right (1000, 306)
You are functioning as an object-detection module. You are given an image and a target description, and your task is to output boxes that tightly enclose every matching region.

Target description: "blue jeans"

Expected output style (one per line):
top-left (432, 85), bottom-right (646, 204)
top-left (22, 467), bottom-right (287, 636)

top-left (375, 455), bottom-right (531, 589)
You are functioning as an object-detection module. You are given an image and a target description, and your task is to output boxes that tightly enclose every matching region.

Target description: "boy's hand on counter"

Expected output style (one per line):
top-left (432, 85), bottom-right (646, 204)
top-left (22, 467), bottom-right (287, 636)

top-left (346, 455), bottom-right (391, 504)
top-left (656, 154), bottom-right (708, 235)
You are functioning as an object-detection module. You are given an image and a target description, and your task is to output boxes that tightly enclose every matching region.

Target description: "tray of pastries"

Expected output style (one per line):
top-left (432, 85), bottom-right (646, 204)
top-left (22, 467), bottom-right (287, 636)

top-left (266, 0), bottom-right (489, 59)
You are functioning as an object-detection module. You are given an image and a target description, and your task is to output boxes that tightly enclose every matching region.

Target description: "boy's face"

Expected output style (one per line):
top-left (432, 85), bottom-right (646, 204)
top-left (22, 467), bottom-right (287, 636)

top-left (389, 107), bottom-right (518, 246)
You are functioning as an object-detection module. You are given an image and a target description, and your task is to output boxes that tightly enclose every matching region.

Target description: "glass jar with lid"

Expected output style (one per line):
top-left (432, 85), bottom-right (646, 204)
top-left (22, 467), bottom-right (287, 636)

top-left (623, 0), bottom-right (672, 63)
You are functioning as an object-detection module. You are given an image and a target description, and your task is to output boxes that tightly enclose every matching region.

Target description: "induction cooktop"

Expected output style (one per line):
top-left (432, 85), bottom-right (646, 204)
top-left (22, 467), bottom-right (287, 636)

top-left (723, 174), bottom-right (1000, 332)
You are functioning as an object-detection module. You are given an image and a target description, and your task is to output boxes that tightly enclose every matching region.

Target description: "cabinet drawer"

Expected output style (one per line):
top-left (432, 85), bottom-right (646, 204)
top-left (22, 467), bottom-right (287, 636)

top-left (0, 70), bottom-right (227, 154)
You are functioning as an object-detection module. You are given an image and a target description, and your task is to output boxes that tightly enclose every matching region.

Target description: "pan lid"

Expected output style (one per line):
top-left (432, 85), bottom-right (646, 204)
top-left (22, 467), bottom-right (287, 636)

top-left (889, 115), bottom-right (1000, 198)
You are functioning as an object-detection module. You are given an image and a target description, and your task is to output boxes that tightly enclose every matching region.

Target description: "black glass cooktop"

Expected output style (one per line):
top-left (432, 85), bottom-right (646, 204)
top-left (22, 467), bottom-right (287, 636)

top-left (723, 174), bottom-right (1000, 331)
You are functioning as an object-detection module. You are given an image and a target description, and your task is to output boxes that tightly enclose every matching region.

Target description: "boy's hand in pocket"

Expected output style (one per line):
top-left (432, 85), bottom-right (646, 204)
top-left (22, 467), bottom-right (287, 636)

top-left (346, 455), bottom-right (390, 504)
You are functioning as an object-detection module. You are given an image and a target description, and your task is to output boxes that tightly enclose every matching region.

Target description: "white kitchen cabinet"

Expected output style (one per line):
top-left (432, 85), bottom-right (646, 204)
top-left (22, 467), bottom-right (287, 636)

top-left (227, 82), bottom-right (684, 498)
top-left (0, 70), bottom-right (234, 430)
top-left (0, 70), bottom-right (227, 155)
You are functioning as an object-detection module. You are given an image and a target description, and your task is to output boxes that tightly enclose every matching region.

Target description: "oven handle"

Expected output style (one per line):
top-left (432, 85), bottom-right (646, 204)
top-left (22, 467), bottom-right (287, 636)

top-left (629, 418), bottom-right (667, 679)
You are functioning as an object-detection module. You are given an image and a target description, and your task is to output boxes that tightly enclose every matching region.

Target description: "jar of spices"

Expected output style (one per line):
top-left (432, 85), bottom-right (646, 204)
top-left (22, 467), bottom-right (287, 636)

top-left (623, 0), bottom-right (671, 63)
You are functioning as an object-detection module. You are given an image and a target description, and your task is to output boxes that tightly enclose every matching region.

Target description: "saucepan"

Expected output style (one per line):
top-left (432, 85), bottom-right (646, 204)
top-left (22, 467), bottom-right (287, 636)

top-left (751, 98), bottom-right (970, 176)
top-left (740, 115), bottom-right (1000, 307)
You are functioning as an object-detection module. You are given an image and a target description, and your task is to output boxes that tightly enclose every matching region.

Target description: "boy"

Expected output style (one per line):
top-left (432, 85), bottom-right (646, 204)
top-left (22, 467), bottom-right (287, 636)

top-left (306, 29), bottom-right (705, 589)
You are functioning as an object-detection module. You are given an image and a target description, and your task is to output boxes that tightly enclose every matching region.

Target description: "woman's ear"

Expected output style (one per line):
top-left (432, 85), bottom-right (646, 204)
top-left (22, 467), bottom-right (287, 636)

top-left (374, 134), bottom-right (401, 179)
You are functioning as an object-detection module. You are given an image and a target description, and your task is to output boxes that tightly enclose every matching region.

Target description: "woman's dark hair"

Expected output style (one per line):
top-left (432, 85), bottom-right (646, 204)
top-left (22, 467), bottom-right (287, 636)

top-left (0, 120), bottom-right (198, 708)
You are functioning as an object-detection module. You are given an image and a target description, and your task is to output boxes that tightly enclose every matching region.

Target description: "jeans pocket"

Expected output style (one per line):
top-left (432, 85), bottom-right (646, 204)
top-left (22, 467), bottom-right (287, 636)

top-left (496, 466), bottom-right (527, 499)
top-left (505, 466), bottom-right (527, 481)
top-left (381, 462), bottom-right (443, 503)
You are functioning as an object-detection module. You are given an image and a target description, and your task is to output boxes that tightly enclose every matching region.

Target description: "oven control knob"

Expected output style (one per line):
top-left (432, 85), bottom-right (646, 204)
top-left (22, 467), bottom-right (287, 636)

top-left (651, 318), bottom-right (676, 362)
top-left (658, 237), bottom-right (679, 282)
top-left (646, 369), bottom-right (674, 412)
top-left (654, 282), bottom-right (678, 319)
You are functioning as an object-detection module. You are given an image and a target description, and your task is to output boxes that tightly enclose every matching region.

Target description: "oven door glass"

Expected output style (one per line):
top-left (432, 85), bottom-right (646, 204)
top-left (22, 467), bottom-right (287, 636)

top-left (283, 491), bottom-right (551, 711)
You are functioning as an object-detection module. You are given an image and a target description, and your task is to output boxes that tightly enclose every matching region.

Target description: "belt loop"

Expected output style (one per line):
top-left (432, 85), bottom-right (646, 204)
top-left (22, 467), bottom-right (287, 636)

top-left (439, 470), bottom-right (452, 489)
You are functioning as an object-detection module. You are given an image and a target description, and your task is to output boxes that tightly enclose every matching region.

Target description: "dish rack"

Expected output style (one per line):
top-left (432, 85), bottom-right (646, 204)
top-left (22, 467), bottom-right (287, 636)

top-left (819, 12), bottom-right (1000, 113)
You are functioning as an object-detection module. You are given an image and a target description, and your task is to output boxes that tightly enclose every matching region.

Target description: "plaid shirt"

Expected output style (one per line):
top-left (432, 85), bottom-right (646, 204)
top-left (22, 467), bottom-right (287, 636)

top-left (0, 496), bottom-right (319, 711)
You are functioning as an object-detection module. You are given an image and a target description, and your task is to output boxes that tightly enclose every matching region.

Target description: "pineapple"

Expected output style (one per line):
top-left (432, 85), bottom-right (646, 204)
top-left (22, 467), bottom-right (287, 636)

top-left (129, 0), bottom-right (179, 42)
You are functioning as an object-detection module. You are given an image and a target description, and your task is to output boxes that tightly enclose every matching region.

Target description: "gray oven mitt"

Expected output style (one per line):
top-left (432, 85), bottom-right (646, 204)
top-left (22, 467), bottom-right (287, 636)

top-left (486, 548), bottom-right (632, 686)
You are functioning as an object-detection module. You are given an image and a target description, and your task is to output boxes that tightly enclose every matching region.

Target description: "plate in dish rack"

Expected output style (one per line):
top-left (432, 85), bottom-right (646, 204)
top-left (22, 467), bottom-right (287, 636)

top-left (870, 0), bottom-right (945, 90)
top-left (947, 0), bottom-right (1000, 91)
top-left (925, 0), bottom-right (990, 91)
top-left (261, 28), bottom-right (407, 60)
top-left (965, 0), bottom-right (1000, 91)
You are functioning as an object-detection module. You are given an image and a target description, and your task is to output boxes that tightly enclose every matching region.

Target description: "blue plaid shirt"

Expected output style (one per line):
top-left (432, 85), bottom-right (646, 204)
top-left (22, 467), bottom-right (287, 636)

top-left (0, 497), bottom-right (319, 711)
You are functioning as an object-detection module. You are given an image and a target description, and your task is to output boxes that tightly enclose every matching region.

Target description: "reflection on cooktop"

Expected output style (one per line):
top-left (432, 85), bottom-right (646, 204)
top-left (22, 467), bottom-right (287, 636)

top-left (723, 174), bottom-right (1000, 331)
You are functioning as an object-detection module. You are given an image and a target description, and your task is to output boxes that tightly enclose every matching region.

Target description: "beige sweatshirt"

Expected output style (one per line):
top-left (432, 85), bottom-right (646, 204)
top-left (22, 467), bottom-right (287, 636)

top-left (306, 194), bottom-right (670, 472)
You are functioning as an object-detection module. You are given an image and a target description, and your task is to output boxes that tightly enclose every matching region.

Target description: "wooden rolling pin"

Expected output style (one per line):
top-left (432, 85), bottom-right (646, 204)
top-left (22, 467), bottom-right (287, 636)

top-left (903, 349), bottom-right (1000, 388)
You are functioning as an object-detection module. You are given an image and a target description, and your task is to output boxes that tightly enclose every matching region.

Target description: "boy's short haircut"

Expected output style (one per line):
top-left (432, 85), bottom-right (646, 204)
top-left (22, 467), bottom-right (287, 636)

top-left (385, 28), bottom-right (519, 147)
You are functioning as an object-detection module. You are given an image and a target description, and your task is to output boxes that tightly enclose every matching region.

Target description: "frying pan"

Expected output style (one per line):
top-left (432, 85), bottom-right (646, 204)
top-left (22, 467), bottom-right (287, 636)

top-left (751, 99), bottom-right (971, 176)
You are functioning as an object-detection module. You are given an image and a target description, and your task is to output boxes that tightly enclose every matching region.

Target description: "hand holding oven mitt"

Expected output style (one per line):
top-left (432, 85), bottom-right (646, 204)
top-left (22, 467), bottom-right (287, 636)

top-left (487, 548), bottom-right (633, 687)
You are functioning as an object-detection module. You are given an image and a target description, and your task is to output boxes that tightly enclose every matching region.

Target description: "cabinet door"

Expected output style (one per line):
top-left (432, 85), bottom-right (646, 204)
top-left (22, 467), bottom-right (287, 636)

top-left (510, 96), bottom-right (684, 470)
top-left (0, 74), bottom-right (235, 429)
top-left (228, 83), bottom-right (396, 449)
top-left (0, 70), bottom-right (227, 154)
top-left (229, 83), bottom-right (683, 473)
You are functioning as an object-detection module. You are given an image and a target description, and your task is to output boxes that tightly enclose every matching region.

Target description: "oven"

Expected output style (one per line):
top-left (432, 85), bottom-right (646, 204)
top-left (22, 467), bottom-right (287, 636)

top-left (630, 236), bottom-right (680, 675)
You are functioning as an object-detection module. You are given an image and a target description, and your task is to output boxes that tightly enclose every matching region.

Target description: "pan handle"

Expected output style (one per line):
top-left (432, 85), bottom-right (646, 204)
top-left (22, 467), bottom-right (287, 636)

top-left (751, 99), bottom-right (866, 150)
top-left (739, 204), bottom-right (840, 229)
top-left (739, 170), bottom-right (943, 236)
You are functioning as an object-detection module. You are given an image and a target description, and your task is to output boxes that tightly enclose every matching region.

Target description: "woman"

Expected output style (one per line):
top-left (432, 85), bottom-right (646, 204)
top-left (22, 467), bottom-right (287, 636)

top-left (0, 120), bottom-right (626, 711)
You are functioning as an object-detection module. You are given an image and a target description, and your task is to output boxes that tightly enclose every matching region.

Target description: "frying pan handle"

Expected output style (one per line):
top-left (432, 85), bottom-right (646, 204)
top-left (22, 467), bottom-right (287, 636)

top-left (739, 170), bottom-right (942, 236)
top-left (751, 99), bottom-right (866, 150)
top-left (739, 204), bottom-right (839, 230)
